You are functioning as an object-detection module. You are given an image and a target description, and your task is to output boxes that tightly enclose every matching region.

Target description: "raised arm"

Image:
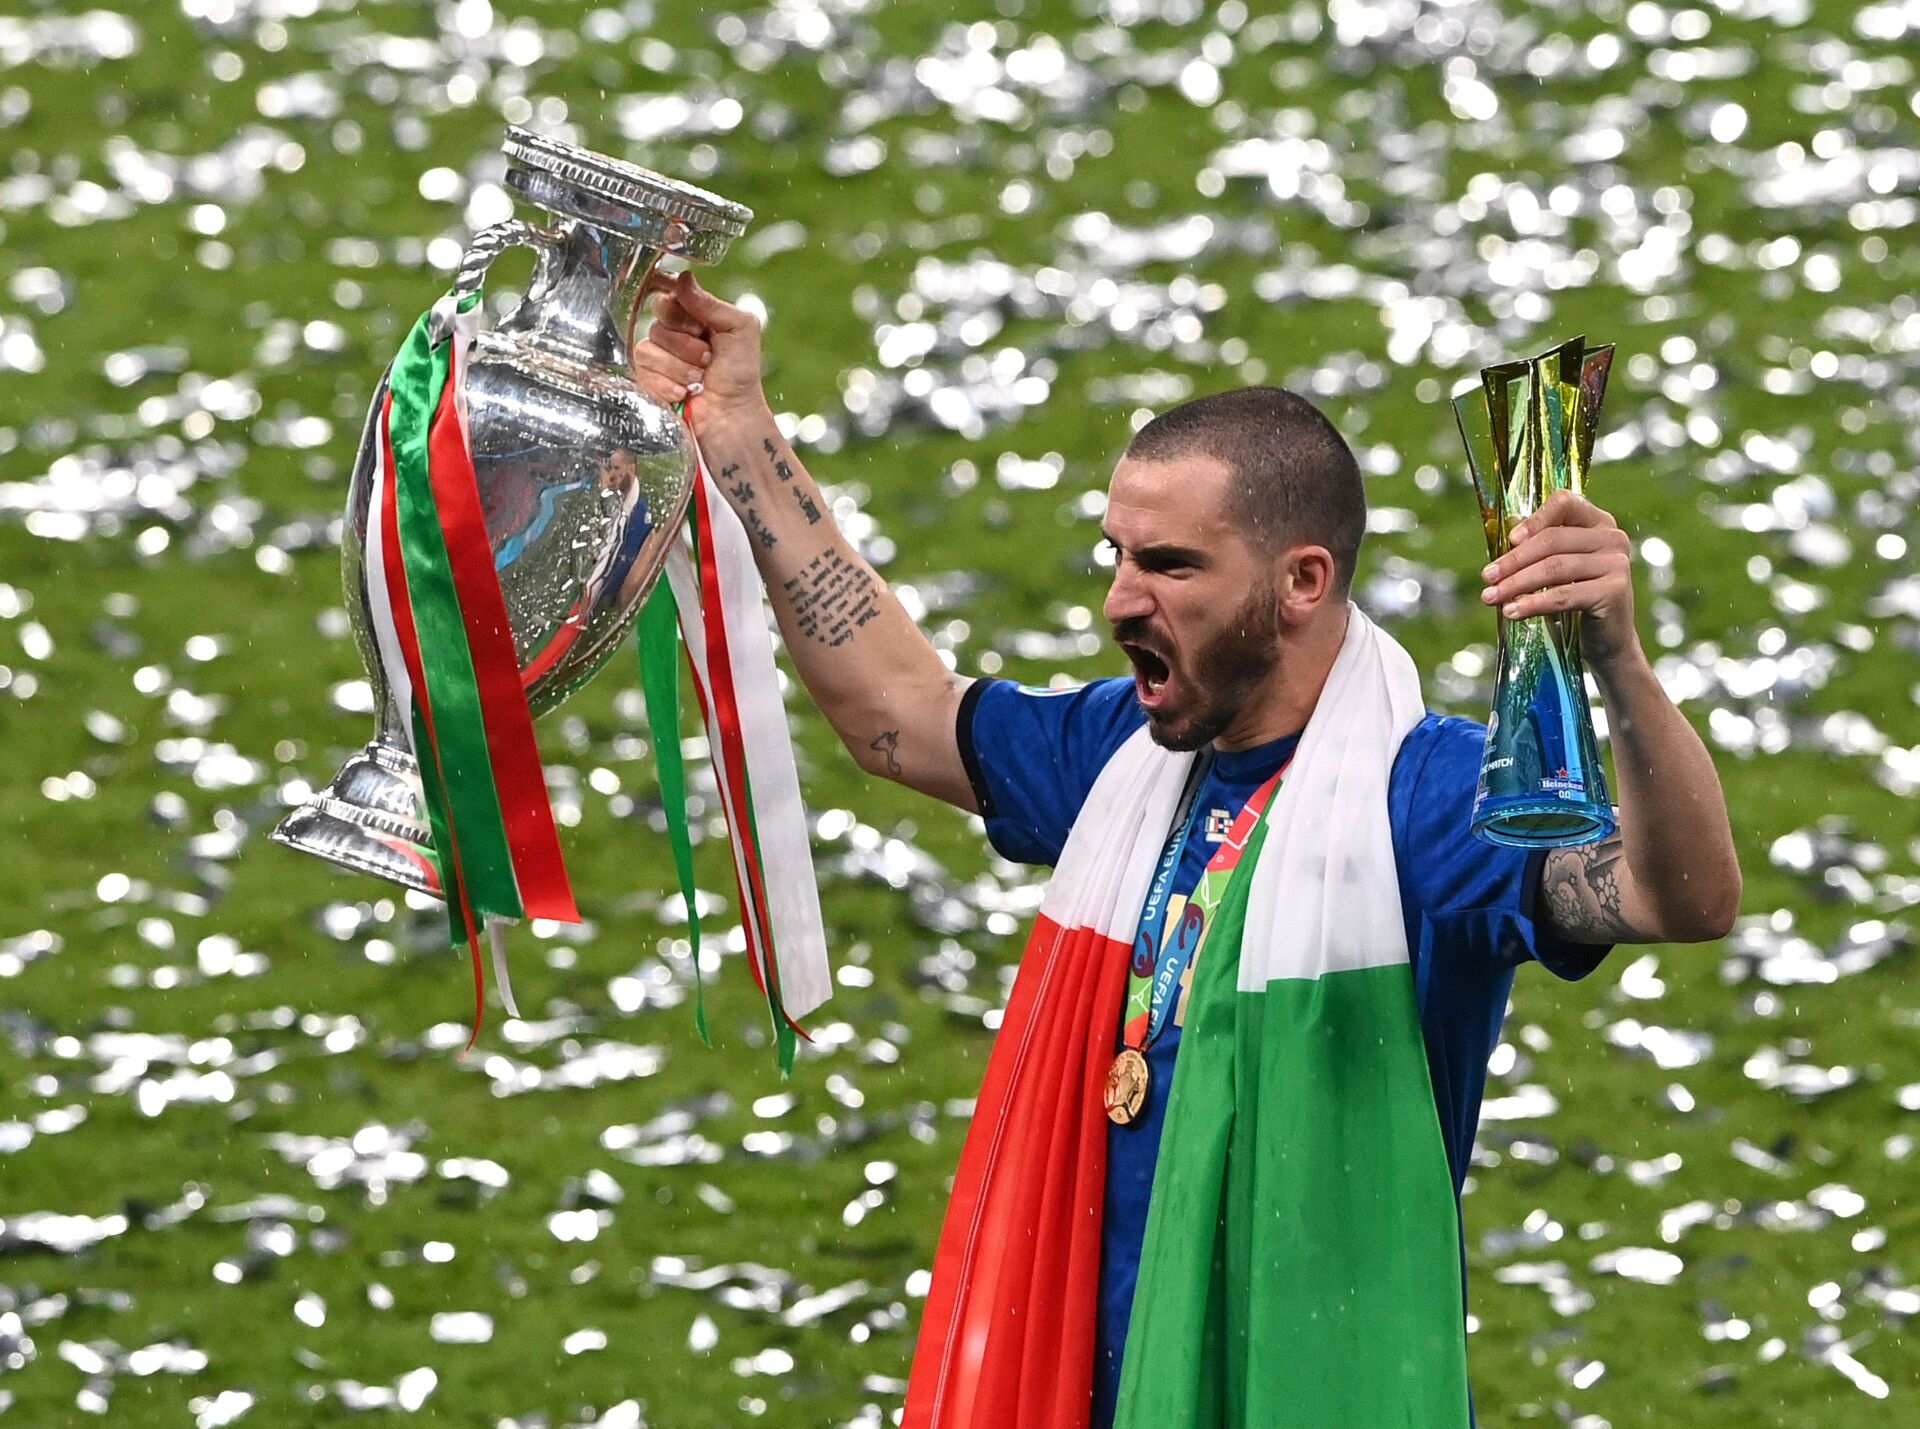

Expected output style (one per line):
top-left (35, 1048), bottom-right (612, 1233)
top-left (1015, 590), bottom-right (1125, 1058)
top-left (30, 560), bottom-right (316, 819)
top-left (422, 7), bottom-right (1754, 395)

top-left (1481, 491), bottom-right (1741, 945)
top-left (630, 271), bottom-right (980, 811)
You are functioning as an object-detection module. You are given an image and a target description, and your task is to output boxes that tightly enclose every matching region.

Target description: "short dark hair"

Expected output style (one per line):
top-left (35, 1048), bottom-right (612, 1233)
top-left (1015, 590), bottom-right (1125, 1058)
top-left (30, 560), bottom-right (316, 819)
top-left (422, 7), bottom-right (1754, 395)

top-left (1125, 386), bottom-right (1366, 594)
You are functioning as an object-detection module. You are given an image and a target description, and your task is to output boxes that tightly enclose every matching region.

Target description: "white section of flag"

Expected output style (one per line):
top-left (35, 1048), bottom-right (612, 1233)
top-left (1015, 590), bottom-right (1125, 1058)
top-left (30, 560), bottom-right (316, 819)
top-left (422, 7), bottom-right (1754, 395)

top-left (1042, 731), bottom-right (1189, 946)
top-left (1240, 606), bottom-right (1421, 986)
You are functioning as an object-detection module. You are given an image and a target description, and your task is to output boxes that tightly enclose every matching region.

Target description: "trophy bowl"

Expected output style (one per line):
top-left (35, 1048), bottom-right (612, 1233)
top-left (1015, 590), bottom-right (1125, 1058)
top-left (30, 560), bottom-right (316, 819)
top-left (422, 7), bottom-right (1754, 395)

top-left (275, 130), bottom-right (752, 895)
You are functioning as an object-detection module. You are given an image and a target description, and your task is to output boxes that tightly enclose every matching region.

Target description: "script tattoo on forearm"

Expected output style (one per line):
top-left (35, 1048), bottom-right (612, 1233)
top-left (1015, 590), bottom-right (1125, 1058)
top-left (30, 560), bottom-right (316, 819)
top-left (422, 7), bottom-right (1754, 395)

top-left (1541, 835), bottom-right (1641, 942)
top-left (763, 437), bottom-right (795, 482)
top-left (869, 729), bottom-right (902, 777)
top-left (782, 550), bottom-right (882, 647)
top-left (794, 489), bottom-right (822, 525)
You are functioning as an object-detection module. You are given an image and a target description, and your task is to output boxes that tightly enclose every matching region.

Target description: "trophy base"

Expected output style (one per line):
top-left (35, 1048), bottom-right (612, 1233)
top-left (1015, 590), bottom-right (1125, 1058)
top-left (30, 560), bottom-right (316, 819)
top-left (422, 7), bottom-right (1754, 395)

top-left (272, 739), bottom-right (444, 898)
top-left (1472, 797), bottom-right (1616, 850)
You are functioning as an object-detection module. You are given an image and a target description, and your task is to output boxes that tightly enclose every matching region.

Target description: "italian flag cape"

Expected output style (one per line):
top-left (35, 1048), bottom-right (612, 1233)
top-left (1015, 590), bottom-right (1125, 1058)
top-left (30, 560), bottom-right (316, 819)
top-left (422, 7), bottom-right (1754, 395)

top-left (364, 290), bottom-right (830, 1063)
top-left (904, 609), bottom-right (1472, 1427)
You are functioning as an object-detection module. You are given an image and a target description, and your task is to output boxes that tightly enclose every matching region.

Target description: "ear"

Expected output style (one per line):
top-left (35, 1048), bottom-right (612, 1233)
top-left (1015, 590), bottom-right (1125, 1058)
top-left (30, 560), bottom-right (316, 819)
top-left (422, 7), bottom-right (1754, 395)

top-left (1276, 545), bottom-right (1339, 625)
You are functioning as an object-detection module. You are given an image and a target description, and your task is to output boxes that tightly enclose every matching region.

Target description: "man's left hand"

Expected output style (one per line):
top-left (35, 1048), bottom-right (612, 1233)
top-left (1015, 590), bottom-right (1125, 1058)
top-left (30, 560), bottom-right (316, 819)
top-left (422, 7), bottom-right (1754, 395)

top-left (1480, 490), bottom-right (1640, 674)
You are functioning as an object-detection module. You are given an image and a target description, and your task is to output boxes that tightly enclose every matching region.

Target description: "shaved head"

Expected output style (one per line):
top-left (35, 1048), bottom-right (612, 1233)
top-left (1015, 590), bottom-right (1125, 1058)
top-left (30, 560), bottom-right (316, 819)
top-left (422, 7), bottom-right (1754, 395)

top-left (1125, 386), bottom-right (1365, 594)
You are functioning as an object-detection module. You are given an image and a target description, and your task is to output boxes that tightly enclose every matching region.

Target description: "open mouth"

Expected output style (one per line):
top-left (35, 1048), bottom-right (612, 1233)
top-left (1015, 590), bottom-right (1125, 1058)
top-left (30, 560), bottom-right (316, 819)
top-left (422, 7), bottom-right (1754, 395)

top-left (1121, 642), bottom-right (1174, 708)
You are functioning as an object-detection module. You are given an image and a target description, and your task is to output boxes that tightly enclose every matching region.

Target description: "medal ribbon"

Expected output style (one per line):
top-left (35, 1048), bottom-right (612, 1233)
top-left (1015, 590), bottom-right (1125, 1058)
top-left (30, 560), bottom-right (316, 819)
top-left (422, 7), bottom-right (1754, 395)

top-left (1120, 755), bottom-right (1293, 1053)
top-left (1121, 754), bottom-right (1210, 1047)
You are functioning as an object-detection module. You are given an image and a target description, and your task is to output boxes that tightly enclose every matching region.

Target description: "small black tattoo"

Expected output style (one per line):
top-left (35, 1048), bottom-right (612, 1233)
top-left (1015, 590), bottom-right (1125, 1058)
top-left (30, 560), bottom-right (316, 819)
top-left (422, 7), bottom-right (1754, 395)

top-left (870, 729), bottom-right (902, 777)
top-left (763, 436), bottom-right (794, 482)
top-left (795, 489), bottom-right (822, 525)
top-left (716, 463), bottom-right (756, 506)
top-left (743, 507), bottom-right (777, 549)
top-left (781, 550), bottom-right (882, 646)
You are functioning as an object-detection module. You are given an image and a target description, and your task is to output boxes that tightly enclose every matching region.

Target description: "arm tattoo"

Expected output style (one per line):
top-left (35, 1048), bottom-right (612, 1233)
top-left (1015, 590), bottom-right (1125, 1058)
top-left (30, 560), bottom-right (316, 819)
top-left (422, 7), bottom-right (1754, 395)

top-left (1540, 835), bottom-right (1644, 943)
top-left (743, 507), bottom-right (776, 549)
top-left (794, 489), bottom-right (822, 524)
top-left (763, 437), bottom-right (795, 482)
top-left (718, 462), bottom-right (760, 507)
top-left (781, 550), bottom-right (882, 646)
top-left (869, 729), bottom-right (902, 777)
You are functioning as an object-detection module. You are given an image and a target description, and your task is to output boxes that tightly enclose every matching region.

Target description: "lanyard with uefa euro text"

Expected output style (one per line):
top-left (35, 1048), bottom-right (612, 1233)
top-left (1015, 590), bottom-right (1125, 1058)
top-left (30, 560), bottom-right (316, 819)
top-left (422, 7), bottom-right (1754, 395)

top-left (1123, 751), bottom-right (1213, 1050)
top-left (1108, 754), bottom-right (1293, 1126)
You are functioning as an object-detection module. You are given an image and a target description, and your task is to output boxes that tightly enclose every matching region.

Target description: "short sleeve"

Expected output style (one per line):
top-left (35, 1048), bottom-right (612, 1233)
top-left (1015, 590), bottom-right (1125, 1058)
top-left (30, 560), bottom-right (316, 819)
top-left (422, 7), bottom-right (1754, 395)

top-left (1389, 714), bottom-right (1611, 981)
top-left (958, 677), bottom-right (1143, 867)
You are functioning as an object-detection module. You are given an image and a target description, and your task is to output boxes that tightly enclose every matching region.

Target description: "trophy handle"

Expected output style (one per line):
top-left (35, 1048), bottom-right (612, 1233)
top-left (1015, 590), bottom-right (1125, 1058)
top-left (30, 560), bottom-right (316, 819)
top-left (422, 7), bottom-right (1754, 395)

top-left (451, 219), bottom-right (566, 311)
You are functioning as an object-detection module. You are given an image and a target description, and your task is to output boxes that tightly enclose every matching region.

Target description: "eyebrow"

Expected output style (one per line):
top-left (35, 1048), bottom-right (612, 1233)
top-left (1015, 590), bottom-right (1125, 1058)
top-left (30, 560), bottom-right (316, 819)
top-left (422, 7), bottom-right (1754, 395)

top-left (1101, 529), bottom-right (1208, 566)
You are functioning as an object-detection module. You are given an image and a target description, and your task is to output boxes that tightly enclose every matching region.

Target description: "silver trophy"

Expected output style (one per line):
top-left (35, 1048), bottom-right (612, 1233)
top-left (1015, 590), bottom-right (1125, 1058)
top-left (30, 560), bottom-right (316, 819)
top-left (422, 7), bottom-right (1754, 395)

top-left (275, 129), bottom-right (751, 895)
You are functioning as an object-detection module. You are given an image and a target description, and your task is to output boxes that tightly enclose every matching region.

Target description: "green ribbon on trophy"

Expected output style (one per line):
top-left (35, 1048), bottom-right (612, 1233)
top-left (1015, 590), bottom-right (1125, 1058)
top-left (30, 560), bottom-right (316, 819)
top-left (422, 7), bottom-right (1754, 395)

top-left (1452, 335), bottom-right (1616, 848)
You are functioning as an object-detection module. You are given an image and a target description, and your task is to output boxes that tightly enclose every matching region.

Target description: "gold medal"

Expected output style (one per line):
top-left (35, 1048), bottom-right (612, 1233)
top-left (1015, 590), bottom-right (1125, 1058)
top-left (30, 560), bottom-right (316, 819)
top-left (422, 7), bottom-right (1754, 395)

top-left (1104, 1047), bottom-right (1150, 1126)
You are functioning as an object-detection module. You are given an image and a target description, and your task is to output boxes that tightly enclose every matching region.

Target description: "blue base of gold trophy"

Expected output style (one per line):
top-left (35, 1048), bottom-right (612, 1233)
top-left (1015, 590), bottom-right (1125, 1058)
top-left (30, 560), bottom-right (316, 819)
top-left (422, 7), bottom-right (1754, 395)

top-left (1452, 337), bottom-right (1616, 849)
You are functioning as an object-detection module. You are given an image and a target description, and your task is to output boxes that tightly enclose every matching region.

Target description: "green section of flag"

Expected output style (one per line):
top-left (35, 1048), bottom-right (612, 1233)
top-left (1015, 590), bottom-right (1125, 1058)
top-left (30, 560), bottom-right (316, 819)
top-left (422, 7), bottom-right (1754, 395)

top-left (388, 305), bottom-right (522, 923)
top-left (1116, 817), bottom-right (1472, 1429)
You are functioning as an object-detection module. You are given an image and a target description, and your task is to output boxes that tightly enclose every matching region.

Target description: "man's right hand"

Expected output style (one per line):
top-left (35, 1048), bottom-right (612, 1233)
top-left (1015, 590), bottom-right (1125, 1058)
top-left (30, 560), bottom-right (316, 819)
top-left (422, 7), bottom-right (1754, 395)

top-left (630, 271), bottom-right (770, 431)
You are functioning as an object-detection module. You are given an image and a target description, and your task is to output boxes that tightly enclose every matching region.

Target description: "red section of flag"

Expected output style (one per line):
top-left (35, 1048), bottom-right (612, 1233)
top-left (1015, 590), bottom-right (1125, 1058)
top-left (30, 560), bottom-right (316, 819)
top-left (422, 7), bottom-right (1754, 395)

top-left (905, 913), bottom-right (1126, 1429)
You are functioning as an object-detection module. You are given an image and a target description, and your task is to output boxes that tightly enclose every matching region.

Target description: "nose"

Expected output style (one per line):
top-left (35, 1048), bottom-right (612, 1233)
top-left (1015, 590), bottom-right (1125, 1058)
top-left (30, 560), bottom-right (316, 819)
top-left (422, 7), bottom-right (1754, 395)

top-left (1103, 560), bottom-right (1154, 629)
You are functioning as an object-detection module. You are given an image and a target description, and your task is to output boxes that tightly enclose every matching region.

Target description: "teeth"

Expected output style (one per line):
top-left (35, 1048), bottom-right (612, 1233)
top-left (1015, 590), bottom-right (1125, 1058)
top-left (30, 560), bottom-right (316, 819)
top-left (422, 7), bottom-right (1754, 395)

top-left (1127, 643), bottom-right (1170, 698)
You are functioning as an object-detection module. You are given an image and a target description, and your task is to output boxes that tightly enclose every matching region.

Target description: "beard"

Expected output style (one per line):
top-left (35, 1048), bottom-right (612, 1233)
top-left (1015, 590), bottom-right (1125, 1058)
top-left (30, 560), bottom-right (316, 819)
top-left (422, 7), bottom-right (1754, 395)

top-left (1116, 581), bottom-right (1282, 752)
